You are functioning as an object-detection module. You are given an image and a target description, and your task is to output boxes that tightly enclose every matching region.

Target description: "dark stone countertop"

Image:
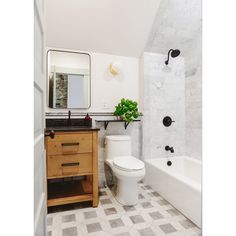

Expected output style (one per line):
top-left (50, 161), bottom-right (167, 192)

top-left (45, 126), bottom-right (100, 132)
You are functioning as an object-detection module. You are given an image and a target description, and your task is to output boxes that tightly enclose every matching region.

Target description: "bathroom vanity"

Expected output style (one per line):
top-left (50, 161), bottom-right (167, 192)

top-left (45, 120), bottom-right (99, 208)
top-left (45, 50), bottom-right (100, 208)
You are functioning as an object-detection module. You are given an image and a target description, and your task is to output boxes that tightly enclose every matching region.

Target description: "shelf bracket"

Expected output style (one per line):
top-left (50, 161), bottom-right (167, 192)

top-left (104, 121), bottom-right (109, 130)
top-left (124, 121), bottom-right (130, 129)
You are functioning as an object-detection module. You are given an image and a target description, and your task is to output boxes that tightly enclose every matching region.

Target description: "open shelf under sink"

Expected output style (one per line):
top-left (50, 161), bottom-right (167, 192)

top-left (47, 177), bottom-right (93, 207)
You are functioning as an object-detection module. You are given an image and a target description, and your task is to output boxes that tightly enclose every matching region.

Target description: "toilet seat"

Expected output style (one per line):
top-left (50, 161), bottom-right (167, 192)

top-left (113, 156), bottom-right (144, 172)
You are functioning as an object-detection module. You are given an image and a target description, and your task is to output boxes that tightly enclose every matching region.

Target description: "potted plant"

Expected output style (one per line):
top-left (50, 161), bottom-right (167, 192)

top-left (114, 98), bottom-right (141, 122)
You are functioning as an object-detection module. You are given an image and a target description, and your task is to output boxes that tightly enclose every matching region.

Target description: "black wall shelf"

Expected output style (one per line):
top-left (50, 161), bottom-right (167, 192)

top-left (95, 119), bottom-right (141, 130)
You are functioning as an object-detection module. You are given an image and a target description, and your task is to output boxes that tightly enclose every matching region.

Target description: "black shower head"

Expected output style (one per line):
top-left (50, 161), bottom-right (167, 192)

top-left (165, 49), bottom-right (181, 65)
top-left (171, 49), bottom-right (180, 58)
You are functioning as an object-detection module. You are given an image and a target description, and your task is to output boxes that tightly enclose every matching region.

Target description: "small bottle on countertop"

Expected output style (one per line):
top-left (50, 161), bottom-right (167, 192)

top-left (84, 113), bottom-right (92, 126)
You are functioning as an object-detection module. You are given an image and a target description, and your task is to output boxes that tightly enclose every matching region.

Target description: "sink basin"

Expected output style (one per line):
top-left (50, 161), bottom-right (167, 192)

top-left (46, 118), bottom-right (92, 128)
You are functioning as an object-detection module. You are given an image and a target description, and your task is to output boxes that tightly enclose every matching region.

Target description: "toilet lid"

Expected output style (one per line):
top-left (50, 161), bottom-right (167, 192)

top-left (113, 156), bottom-right (144, 171)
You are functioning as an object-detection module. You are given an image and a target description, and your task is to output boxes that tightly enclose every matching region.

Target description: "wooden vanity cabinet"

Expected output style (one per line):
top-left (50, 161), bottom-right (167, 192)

top-left (45, 130), bottom-right (99, 208)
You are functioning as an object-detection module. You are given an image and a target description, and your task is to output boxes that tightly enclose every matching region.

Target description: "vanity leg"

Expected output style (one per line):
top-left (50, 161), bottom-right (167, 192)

top-left (92, 131), bottom-right (99, 207)
top-left (92, 174), bottom-right (98, 207)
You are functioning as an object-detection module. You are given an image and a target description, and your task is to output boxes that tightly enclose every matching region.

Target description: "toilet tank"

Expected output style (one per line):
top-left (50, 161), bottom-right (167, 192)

top-left (105, 135), bottom-right (131, 161)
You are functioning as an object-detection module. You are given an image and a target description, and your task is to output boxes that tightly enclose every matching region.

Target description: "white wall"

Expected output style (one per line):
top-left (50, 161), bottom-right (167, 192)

top-left (45, 50), bottom-right (140, 113)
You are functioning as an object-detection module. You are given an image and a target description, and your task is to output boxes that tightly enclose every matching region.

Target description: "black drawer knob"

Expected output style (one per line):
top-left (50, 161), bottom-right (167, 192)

top-left (45, 130), bottom-right (55, 139)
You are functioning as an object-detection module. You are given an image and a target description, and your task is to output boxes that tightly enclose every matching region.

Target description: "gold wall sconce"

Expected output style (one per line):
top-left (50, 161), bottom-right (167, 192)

top-left (109, 62), bottom-right (121, 76)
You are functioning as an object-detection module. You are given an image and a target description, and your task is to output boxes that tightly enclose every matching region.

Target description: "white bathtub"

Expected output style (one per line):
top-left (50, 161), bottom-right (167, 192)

top-left (144, 156), bottom-right (201, 227)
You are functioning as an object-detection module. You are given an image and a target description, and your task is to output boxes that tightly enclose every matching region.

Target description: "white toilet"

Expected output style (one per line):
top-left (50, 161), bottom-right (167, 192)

top-left (105, 135), bottom-right (145, 205)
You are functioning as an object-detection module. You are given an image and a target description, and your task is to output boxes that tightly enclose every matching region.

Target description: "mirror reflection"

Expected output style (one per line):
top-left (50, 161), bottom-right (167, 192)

top-left (47, 50), bottom-right (91, 109)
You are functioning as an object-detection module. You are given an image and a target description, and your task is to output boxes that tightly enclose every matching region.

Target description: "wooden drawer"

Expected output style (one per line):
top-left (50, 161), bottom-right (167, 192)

top-left (47, 153), bottom-right (93, 178)
top-left (46, 133), bottom-right (92, 155)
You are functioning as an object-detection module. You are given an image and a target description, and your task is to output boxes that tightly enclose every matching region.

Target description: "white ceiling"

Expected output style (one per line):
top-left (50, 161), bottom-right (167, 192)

top-left (45, 0), bottom-right (161, 57)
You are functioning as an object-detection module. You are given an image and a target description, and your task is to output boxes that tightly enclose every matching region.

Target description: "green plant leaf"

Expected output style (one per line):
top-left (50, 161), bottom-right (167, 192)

top-left (114, 98), bottom-right (140, 122)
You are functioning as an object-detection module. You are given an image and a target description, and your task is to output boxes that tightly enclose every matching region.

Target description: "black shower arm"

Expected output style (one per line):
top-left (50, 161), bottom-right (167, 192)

top-left (165, 49), bottom-right (174, 65)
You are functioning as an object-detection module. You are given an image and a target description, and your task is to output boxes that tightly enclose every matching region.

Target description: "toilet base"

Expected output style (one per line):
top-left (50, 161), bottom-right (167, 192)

top-left (115, 179), bottom-right (138, 206)
top-left (104, 160), bottom-right (145, 206)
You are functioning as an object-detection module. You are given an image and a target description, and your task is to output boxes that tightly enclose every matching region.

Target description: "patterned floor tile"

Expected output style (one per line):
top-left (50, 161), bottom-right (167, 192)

top-left (104, 207), bottom-right (118, 215)
top-left (86, 222), bottom-right (102, 233)
top-left (84, 210), bottom-right (98, 219)
top-left (167, 209), bottom-right (180, 216)
top-left (129, 215), bottom-right (145, 224)
top-left (157, 199), bottom-right (169, 206)
top-left (149, 211), bottom-right (164, 220)
top-left (138, 227), bottom-right (156, 236)
top-left (123, 205), bottom-right (136, 212)
top-left (62, 226), bottom-right (77, 236)
top-left (47, 183), bottom-right (201, 236)
top-left (141, 201), bottom-right (153, 209)
top-left (62, 214), bottom-right (76, 223)
top-left (179, 219), bottom-right (195, 229)
top-left (115, 233), bottom-right (131, 236)
top-left (109, 218), bottom-right (125, 228)
top-left (151, 191), bottom-right (160, 197)
top-left (144, 185), bottom-right (152, 190)
top-left (47, 217), bottom-right (53, 226)
top-left (159, 223), bottom-right (177, 234)
top-left (101, 198), bottom-right (113, 205)
top-left (138, 194), bottom-right (145, 199)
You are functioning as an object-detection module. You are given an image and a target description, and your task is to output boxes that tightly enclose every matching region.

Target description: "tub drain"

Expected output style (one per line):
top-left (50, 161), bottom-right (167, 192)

top-left (167, 161), bottom-right (172, 166)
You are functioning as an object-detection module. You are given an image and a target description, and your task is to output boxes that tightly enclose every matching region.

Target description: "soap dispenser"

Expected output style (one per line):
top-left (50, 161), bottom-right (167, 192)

top-left (84, 113), bottom-right (92, 127)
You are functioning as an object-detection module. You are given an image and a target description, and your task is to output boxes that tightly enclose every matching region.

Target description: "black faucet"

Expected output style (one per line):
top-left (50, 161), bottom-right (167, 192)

top-left (165, 145), bottom-right (174, 153)
top-left (67, 110), bottom-right (71, 126)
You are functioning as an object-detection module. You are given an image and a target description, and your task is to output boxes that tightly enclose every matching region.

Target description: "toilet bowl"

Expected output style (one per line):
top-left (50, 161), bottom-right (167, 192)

top-left (105, 135), bottom-right (145, 205)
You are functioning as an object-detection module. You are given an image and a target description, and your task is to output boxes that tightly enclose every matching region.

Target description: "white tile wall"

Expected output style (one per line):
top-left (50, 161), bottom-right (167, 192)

top-left (142, 53), bottom-right (186, 160)
top-left (144, 0), bottom-right (202, 160)
top-left (142, 51), bottom-right (202, 161)
top-left (145, 0), bottom-right (201, 58)
top-left (185, 34), bottom-right (202, 160)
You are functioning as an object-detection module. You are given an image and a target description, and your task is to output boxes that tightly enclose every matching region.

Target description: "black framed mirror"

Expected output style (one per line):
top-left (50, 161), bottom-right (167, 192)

top-left (47, 50), bottom-right (91, 109)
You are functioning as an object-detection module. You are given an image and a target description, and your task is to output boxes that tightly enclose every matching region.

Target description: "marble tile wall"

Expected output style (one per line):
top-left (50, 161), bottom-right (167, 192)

top-left (145, 0), bottom-right (201, 58)
top-left (144, 0), bottom-right (202, 160)
top-left (142, 53), bottom-right (186, 160)
top-left (185, 31), bottom-right (202, 160)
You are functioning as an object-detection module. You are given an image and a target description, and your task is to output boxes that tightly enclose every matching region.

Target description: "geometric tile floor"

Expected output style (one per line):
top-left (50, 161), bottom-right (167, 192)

top-left (47, 182), bottom-right (201, 236)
